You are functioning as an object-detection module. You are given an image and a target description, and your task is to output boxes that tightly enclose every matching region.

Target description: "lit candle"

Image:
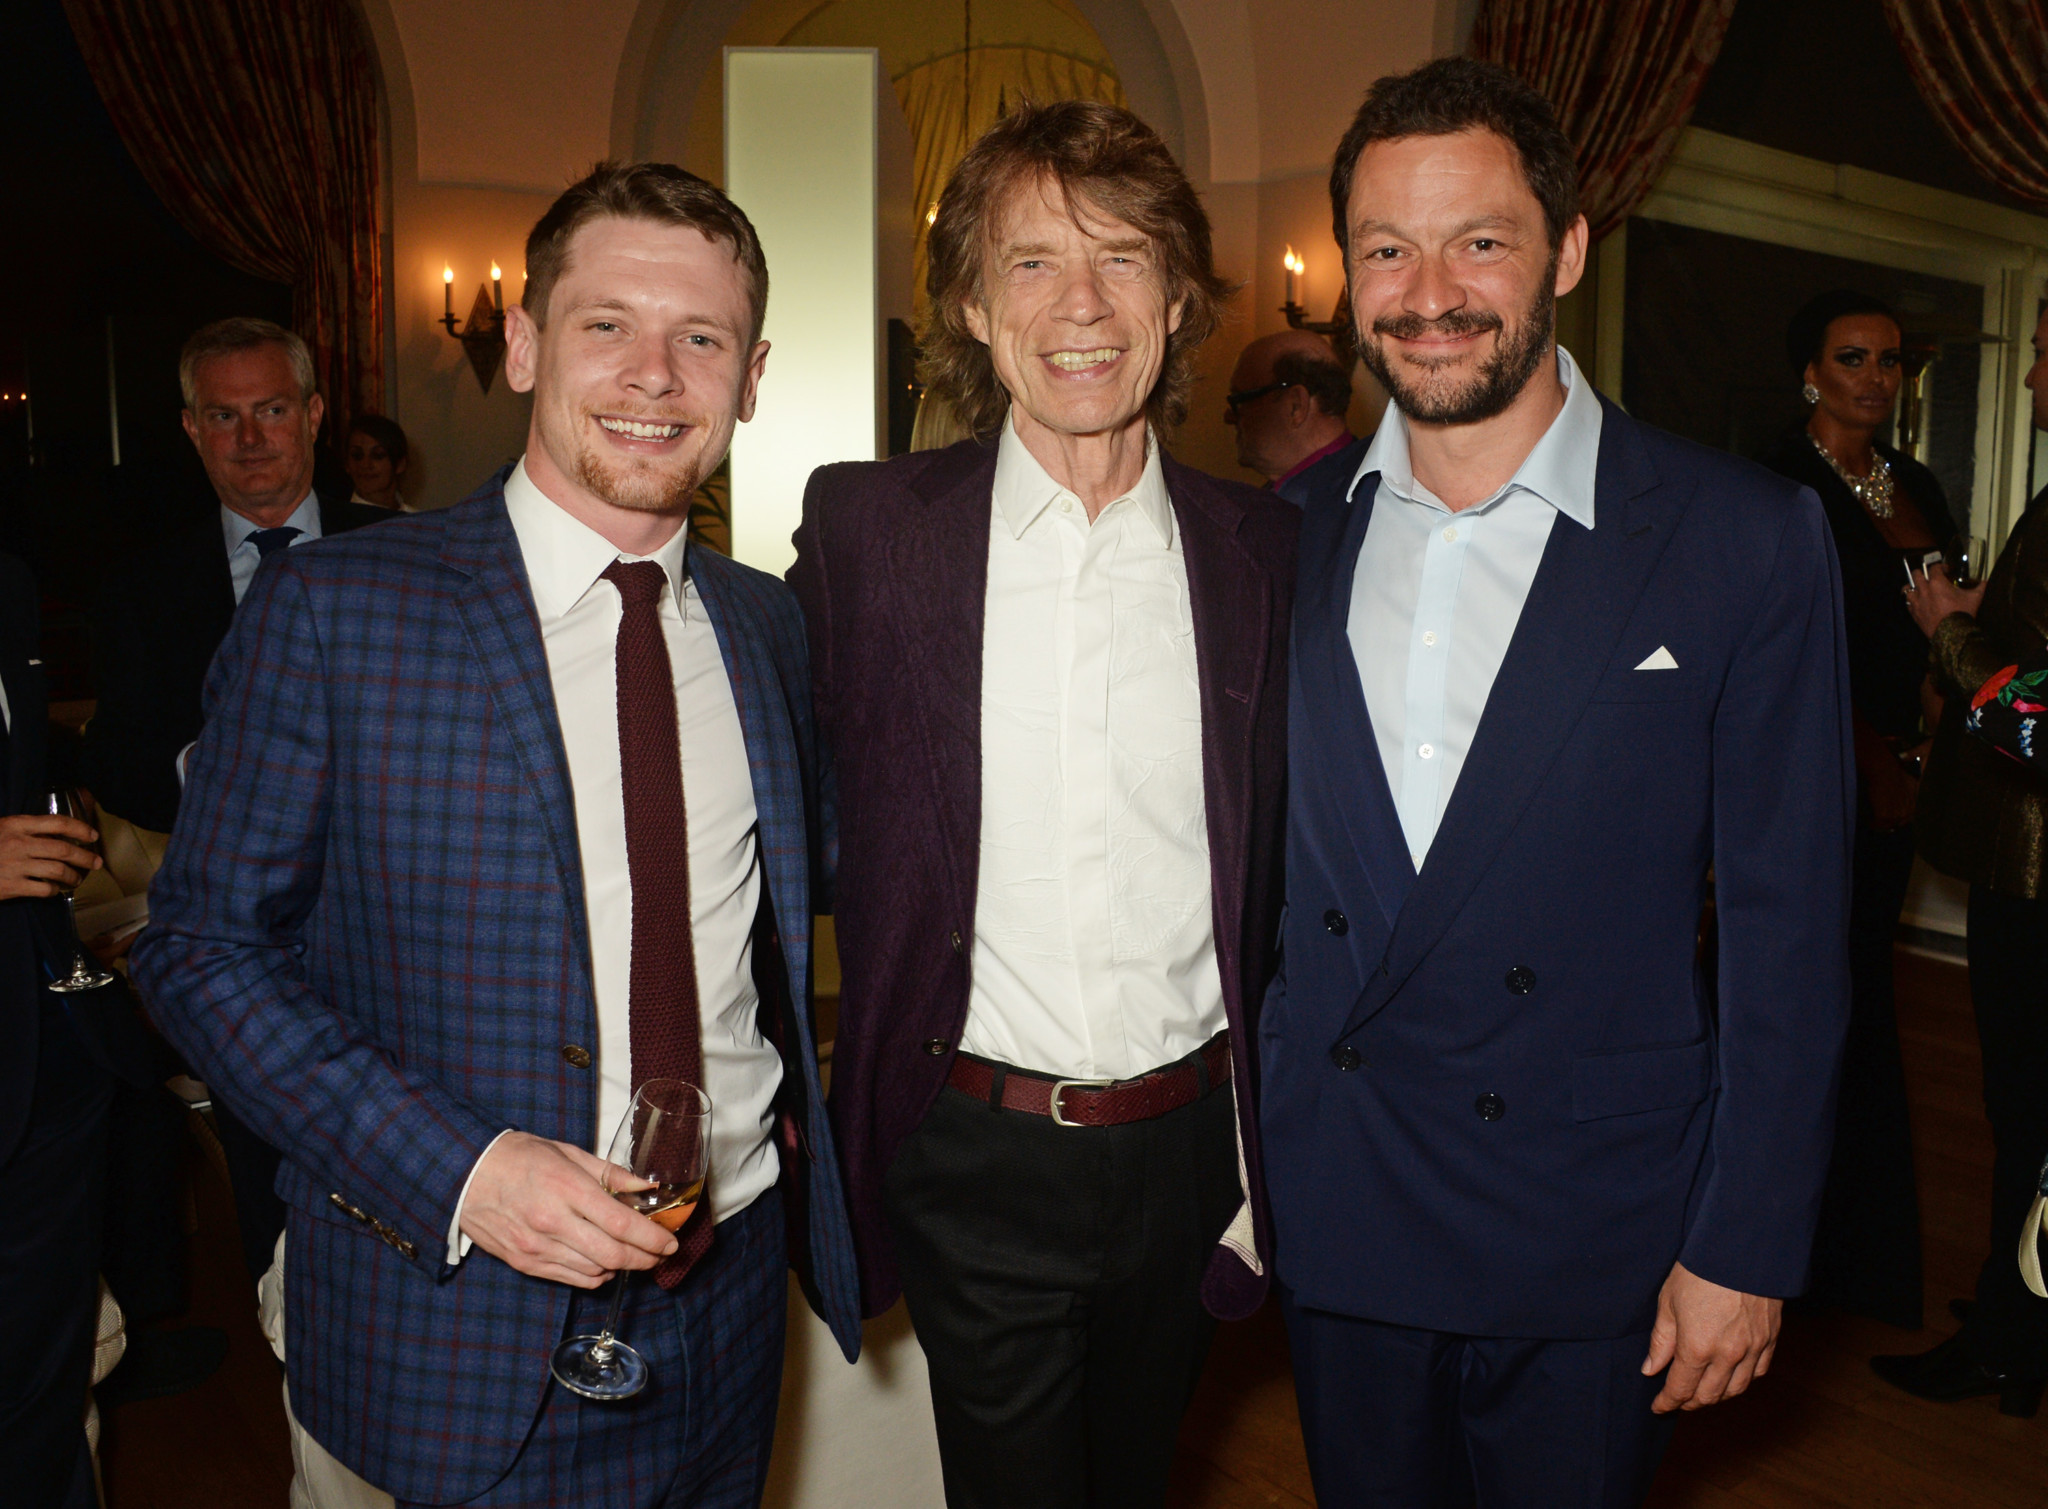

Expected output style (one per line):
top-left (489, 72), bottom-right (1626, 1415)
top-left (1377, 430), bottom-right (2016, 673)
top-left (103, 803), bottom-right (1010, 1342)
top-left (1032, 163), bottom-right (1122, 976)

top-left (443, 265), bottom-right (454, 320)
top-left (1283, 246), bottom-right (1302, 308)
top-left (491, 263), bottom-right (503, 314)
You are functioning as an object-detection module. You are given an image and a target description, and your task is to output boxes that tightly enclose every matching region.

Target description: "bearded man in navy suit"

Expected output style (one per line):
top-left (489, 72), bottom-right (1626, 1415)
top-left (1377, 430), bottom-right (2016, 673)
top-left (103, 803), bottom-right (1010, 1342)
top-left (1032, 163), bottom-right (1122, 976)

top-left (1263, 60), bottom-right (1854, 1507)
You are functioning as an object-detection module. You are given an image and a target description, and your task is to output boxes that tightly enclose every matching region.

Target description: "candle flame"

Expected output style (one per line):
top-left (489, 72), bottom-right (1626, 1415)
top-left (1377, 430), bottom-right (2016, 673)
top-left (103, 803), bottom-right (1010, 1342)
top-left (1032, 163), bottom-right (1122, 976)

top-left (491, 263), bottom-right (502, 280)
top-left (926, 203), bottom-right (938, 227)
top-left (1283, 246), bottom-right (1305, 275)
top-left (443, 266), bottom-right (454, 283)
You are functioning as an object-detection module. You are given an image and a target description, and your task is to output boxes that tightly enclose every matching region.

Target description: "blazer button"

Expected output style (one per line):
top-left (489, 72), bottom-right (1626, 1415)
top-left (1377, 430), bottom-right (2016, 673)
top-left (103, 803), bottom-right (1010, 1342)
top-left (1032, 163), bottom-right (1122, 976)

top-left (1475, 1092), bottom-right (1506, 1121)
top-left (561, 1044), bottom-right (593, 1069)
top-left (951, 930), bottom-right (965, 955)
top-left (1330, 1045), bottom-right (1361, 1071)
top-left (1323, 909), bottom-right (1348, 936)
top-left (1504, 966), bottom-right (1536, 995)
top-left (923, 1038), bottom-right (949, 1056)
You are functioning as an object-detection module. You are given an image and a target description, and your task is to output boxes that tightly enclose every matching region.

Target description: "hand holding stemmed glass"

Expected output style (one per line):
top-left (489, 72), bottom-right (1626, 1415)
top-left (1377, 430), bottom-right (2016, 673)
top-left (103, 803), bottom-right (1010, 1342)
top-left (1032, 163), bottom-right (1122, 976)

top-left (39, 788), bottom-right (114, 992)
top-left (550, 1078), bottom-right (711, 1401)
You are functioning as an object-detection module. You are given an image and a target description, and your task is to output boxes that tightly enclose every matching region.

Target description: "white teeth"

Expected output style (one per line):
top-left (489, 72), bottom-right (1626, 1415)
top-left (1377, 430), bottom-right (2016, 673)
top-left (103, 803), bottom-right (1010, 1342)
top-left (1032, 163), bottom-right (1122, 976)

top-left (1045, 348), bottom-right (1120, 371)
top-left (599, 417), bottom-right (683, 439)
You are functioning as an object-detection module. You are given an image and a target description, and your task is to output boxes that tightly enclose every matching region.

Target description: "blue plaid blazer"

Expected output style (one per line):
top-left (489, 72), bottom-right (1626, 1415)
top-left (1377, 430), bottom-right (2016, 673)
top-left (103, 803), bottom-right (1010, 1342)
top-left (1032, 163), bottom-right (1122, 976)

top-left (132, 475), bottom-right (860, 1502)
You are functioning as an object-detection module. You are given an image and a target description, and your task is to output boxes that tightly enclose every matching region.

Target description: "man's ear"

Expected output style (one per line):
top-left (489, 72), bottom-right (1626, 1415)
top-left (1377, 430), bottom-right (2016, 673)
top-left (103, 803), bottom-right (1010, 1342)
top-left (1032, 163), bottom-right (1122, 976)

top-left (306, 392), bottom-right (326, 438)
top-left (736, 340), bottom-right (771, 425)
top-left (1168, 296), bottom-right (1185, 338)
top-left (963, 299), bottom-right (991, 347)
top-left (180, 410), bottom-right (199, 448)
top-left (1552, 213), bottom-right (1591, 301)
top-left (505, 305), bottom-right (540, 394)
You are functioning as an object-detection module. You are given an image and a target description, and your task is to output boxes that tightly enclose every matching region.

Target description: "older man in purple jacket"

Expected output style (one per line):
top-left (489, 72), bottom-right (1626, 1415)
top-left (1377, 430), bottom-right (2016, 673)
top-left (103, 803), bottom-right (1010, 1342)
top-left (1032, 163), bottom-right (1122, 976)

top-left (788, 101), bottom-right (1296, 1509)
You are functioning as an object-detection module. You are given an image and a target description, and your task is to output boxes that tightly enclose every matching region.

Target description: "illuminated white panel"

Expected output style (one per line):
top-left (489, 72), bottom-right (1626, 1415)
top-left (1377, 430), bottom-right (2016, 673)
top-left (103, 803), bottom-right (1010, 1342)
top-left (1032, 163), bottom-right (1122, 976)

top-left (725, 48), bottom-right (879, 576)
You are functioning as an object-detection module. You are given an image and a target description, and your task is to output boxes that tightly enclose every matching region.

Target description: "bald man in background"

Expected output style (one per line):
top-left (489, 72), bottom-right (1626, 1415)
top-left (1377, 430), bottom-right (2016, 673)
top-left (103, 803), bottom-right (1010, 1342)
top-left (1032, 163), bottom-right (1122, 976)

top-left (1225, 330), bottom-right (1365, 505)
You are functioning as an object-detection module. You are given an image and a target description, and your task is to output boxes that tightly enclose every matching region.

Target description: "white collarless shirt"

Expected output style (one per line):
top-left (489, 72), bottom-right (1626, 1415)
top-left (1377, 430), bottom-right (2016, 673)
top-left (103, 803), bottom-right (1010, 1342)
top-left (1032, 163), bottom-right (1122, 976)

top-left (223, 490), bottom-right (323, 605)
top-left (500, 459), bottom-right (780, 1225)
top-left (1346, 346), bottom-right (1603, 869)
top-left (964, 417), bottom-right (1226, 1082)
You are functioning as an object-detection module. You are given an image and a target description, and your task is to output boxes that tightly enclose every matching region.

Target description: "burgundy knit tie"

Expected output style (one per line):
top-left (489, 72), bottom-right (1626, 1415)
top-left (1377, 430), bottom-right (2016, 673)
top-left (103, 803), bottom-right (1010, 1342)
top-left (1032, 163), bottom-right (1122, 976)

top-left (603, 560), bottom-right (711, 1285)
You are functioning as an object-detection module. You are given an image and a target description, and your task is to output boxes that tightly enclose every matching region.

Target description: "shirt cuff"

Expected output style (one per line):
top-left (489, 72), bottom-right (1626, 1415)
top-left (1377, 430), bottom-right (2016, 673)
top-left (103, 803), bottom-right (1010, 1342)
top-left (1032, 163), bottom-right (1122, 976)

top-left (447, 1128), bottom-right (516, 1264)
top-left (175, 741), bottom-right (197, 788)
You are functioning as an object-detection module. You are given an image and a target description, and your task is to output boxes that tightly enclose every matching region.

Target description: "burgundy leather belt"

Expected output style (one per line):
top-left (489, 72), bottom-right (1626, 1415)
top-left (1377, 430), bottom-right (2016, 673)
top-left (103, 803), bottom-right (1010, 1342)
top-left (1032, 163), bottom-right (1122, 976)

top-left (946, 1033), bottom-right (1232, 1127)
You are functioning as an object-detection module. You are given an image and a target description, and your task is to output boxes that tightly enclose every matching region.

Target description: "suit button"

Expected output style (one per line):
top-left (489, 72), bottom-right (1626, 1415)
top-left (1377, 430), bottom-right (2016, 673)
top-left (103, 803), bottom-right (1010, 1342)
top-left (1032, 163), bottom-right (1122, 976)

top-left (1330, 1045), bottom-right (1361, 1071)
top-left (923, 1038), bottom-right (949, 1056)
top-left (1475, 1092), bottom-right (1506, 1121)
top-left (561, 1044), bottom-right (592, 1069)
top-left (951, 930), bottom-right (965, 955)
top-left (1323, 909), bottom-right (1348, 936)
top-left (1505, 966), bottom-right (1536, 995)
top-left (397, 1237), bottom-right (418, 1261)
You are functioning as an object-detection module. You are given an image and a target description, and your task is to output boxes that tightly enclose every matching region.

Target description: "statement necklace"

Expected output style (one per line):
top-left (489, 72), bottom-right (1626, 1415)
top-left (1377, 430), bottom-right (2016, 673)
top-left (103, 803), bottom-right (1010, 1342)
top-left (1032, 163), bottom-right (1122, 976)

top-left (1809, 431), bottom-right (1895, 519)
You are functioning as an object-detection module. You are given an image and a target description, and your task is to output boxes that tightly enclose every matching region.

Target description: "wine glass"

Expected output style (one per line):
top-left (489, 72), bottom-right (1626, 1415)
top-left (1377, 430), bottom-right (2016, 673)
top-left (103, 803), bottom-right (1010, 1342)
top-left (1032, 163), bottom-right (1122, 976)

top-left (549, 1078), bottom-right (711, 1402)
top-left (43, 788), bottom-right (114, 993)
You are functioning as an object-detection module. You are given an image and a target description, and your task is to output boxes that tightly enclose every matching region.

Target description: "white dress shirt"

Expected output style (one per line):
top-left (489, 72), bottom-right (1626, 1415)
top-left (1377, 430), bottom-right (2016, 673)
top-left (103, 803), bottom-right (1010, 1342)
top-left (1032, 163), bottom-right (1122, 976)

top-left (964, 417), bottom-right (1226, 1081)
top-left (458, 460), bottom-right (780, 1242)
top-left (1347, 346), bottom-right (1603, 868)
top-left (223, 490), bottom-right (323, 605)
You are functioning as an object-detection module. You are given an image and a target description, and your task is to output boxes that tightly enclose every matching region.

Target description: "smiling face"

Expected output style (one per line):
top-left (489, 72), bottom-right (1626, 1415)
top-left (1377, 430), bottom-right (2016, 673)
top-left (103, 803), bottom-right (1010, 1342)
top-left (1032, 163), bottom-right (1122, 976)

top-left (962, 176), bottom-right (1182, 448)
top-left (1343, 128), bottom-right (1584, 427)
top-left (180, 343), bottom-right (325, 524)
top-left (1804, 313), bottom-right (1903, 439)
top-left (505, 215), bottom-right (767, 532)
top-left (345, 430), bottom-right (405, 504)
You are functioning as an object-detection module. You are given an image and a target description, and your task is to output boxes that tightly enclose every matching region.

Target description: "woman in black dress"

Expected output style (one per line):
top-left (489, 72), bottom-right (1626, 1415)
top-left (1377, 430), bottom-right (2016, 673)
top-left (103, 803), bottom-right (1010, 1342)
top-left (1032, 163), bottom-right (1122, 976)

top-left (1761, 290), bottom-right (1957, 1330)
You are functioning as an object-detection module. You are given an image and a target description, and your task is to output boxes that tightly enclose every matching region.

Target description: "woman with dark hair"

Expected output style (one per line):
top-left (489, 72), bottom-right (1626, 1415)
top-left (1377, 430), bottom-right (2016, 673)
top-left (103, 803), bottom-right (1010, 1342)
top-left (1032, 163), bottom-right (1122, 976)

top-left (1760, 290), bottom-right (1958, 1332)
top-left (343, 412), bottom-right (411, 511)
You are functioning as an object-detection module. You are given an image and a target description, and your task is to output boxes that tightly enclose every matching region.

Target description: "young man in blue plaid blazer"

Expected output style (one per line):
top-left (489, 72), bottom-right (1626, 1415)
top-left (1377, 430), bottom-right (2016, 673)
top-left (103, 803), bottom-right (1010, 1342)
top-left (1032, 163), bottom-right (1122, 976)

top-left (134, 164), bottom-right (860, 1508)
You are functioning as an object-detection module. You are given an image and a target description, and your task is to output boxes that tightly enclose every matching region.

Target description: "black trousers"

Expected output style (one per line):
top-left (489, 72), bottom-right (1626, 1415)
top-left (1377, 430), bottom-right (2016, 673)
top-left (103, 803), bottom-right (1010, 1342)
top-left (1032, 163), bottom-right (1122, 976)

top-left (0, 998), bottom-right (113, 1509)
top-left (1963, 886), bottom-right (2048, 1374)
top-left (883, 1069), bottom-right (1240, 1509)
top-left (214, 1095), bottom-right (286, 1285)
top-left (1807, 819), bottom-right (1923, 1327)
top-left (1280, 1293), bottom-right (1674, 1509)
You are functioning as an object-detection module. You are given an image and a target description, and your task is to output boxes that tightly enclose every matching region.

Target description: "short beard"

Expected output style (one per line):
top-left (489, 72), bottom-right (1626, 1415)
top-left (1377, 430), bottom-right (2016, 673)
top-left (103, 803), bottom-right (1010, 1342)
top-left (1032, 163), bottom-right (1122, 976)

top-left (572, 441), bottom-right (706, 516)
top-left (1358, 263), bottom-right (1558, 427)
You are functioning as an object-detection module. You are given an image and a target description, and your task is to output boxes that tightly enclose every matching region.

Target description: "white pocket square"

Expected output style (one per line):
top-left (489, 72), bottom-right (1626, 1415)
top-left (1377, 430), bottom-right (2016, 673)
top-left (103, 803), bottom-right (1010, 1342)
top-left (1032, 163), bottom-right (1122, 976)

top-left (1634, 646), bottom-right (1679, 671)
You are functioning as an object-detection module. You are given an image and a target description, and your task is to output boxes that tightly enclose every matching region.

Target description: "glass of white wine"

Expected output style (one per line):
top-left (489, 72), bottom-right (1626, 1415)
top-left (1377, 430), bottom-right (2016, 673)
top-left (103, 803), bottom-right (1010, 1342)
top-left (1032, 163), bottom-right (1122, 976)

top-left (43, 788), bottom-right (114, 993)
top-left (549, 1078), bottom-right (710, 1401)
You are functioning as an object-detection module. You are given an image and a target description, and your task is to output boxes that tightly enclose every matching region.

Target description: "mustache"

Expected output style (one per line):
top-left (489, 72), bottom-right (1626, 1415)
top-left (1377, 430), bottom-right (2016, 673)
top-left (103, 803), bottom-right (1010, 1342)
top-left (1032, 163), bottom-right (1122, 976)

top-left (1370, 309), bottom-right (1505, 341)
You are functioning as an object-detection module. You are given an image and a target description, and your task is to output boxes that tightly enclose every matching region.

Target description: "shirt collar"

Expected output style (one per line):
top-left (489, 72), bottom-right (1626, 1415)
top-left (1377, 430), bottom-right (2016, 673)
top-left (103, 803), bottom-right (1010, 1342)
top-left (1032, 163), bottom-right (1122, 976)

top-left (222, 489), bottom-right (322, 555)
top-left (992, 413), bottom-right (1173, 546)
top-left (1347, 345), bottom-right (1602, 529)
top-left (502, 457), bottom-right (690, 621)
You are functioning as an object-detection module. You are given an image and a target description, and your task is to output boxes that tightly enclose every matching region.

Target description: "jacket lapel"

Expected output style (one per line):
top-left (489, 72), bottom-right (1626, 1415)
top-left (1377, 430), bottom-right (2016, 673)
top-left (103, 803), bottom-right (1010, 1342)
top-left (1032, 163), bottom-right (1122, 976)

top-left (1340, 405), bottom-right (1682, 1036)
top-left (1165, 458), bottom-right (1269, 997)
top-left (438, 489), bottom-right (594, 992)
top-left (1295, 472), bottom-right (1414, 928)
top-left (881, 444), bottom-right (996, 927)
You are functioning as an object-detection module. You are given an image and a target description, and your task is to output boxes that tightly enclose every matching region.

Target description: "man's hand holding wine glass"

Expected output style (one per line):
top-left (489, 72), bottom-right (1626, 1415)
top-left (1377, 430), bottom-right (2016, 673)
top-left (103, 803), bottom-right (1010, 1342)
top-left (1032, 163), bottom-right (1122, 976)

top-left (459, 1130), bottom-right (678, 1288)
top-left (0, 810), bottom-right (100, 901)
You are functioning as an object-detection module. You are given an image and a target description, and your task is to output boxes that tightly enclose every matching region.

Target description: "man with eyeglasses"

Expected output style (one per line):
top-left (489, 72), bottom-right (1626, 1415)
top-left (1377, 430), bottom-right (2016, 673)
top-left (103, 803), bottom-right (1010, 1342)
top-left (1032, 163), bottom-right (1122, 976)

top-left (1224, 329), bottom-right (1365, 505)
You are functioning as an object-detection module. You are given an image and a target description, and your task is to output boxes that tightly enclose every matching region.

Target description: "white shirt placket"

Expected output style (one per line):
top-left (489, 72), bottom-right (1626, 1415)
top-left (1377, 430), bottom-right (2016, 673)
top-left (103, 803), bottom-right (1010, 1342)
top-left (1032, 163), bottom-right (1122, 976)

top-left (1399, 508), bottom-right (1476, 866)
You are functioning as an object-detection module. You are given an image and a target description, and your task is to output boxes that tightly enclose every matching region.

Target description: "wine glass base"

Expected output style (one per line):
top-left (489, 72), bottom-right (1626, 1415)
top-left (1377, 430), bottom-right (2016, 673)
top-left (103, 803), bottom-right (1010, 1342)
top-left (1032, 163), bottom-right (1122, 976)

top-left (48, 967), bottom-right (116, 994)
top-left (550, 1334), bottom-right (648, 1401)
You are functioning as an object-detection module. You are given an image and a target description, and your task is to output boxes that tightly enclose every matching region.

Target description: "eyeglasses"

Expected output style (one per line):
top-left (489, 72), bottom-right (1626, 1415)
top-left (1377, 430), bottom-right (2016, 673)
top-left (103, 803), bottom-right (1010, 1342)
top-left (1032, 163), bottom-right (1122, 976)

top-left (1224, 379), bottom-right (1295, 413)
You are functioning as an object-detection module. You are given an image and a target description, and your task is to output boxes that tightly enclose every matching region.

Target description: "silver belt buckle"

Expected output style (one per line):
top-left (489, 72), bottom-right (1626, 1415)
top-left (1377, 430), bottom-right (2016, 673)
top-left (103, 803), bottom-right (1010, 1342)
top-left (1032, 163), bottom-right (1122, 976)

top-left (1049, 1077), bottom-right (1114, 1127)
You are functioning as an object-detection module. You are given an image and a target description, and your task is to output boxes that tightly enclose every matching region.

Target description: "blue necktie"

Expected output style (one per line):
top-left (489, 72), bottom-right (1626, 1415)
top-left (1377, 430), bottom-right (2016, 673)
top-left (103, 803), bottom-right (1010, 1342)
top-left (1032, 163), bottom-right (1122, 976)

top-left (250, 526), bottom-right (301, 558)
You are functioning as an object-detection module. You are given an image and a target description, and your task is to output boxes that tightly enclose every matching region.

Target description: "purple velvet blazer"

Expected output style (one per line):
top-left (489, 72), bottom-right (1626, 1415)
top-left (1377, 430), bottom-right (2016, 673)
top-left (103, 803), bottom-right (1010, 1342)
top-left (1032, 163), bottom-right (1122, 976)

top-left (788, 437), bottom-right (1297, 1321)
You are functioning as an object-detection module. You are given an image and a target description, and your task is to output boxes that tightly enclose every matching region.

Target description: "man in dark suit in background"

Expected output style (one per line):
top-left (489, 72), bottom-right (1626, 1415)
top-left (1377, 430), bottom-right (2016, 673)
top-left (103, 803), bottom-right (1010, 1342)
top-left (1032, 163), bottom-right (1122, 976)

top-left (1263, 60), bottom-right (1853, 1506)
top-left (0, 550), bottom-right (115, 1507)
top-left (790, 101), bottom-right (1296, 1508)
top-left (1223, 328), bottom-right (1365, 505)
top-left (82, 318), bottom-right (388, 1293)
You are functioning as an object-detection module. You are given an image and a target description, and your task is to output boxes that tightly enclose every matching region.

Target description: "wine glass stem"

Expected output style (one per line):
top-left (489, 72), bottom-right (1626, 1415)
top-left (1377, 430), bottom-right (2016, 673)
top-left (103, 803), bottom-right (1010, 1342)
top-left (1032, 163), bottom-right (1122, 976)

top-left (588, 1268), bottom-right (632, 1363)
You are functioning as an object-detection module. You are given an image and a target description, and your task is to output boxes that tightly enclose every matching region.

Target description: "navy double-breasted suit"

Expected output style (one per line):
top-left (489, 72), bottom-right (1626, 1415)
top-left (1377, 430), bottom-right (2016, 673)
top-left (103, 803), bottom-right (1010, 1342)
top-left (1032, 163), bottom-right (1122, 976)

top-left (1263, 399), bottom-right (1856, 1339)
top-left (133, 479), bottom-right (860, 1502)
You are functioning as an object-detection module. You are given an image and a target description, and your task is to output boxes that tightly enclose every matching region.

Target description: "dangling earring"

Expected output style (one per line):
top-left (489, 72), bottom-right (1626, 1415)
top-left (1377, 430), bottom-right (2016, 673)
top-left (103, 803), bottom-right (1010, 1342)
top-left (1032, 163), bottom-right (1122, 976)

top-left (1802, 382), bottom-right (1820, 405)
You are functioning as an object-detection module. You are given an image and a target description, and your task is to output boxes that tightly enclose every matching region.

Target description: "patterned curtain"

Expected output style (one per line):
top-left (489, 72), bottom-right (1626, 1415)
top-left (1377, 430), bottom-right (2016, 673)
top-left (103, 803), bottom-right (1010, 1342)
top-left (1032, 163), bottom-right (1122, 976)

top-left (1883, 0), bottom-right (2048, 206)
top-left (1471, 0), bottom-right (1739, 241)
top-left (63, 0), bottom-right (385, 424)
top-left (895, 48), bottom-right (1126, 318)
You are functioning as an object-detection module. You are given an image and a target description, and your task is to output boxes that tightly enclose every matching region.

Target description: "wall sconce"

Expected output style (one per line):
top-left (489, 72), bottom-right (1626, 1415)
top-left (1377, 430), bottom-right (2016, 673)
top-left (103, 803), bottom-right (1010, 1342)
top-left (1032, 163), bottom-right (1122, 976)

top-left (440, 263), bottom-right (507, 392)
top-left (1280, 246), bottom-right (1357, 367)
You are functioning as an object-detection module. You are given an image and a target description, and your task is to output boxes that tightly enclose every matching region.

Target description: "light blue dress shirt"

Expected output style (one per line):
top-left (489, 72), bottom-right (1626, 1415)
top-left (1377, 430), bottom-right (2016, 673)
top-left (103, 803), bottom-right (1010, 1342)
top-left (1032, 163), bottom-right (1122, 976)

top-left (222, 490), bottom-right (323, 605)
top-left (1346, 346), bottom-right (1603, 869)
